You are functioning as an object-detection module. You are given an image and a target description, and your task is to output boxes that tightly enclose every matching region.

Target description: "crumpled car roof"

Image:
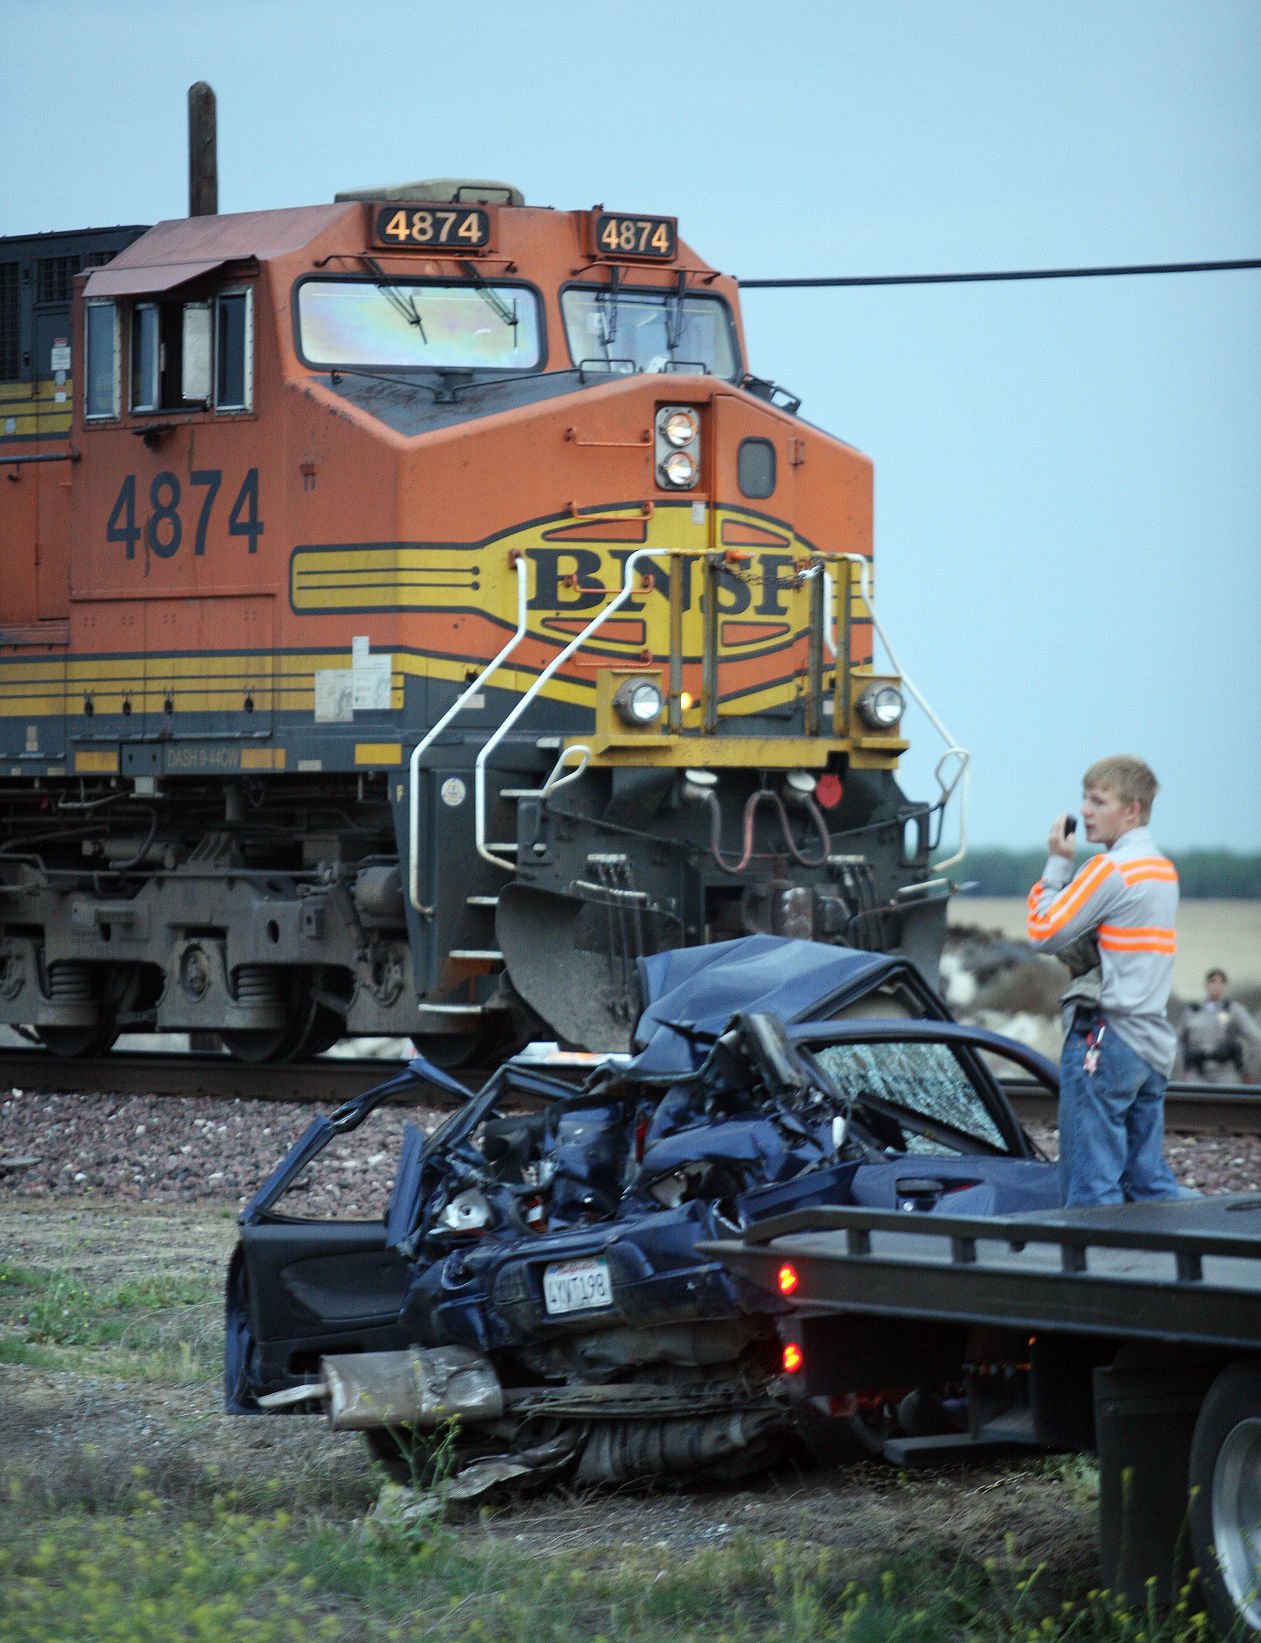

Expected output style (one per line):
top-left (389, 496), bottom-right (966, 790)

top-left (629, 934), bottom-right (941, 1076)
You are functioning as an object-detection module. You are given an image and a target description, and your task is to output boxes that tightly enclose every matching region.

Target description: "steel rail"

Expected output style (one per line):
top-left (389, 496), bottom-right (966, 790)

top-left (0, 1050), bottom-right (1257, 1131)
top-left (1002, 1077), bottom-right (1261, 1136)
top-left (0, 1049), bottom-right (436, 1104)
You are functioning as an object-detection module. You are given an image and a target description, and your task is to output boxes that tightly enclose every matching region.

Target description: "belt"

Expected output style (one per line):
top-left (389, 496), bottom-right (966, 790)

top-left (1186, 1049), bottom-right (1240, 1071)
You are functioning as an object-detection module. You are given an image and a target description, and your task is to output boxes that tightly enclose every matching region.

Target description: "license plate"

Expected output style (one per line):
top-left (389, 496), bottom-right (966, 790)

top-left (543, 1257), bottom-right (613, 1316)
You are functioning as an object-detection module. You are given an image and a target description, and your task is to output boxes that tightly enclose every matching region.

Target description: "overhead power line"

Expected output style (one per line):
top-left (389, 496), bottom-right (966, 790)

top-left (739, 258), bottom-right (1261, 290)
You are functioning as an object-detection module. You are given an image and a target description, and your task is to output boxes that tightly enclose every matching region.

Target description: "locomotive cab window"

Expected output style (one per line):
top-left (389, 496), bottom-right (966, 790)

top-left (295, 276), bottom-right (543, 372)
top-left (84, 299), bottom-right (120, 419)
top-left (561, 286), bottom-right (740, 380)
top-left (127, 286), bottom-right (253, 415)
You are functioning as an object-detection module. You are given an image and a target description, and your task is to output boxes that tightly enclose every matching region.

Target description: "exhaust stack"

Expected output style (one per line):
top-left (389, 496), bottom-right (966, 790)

top-left (188, 81), bottom-right (218, 217)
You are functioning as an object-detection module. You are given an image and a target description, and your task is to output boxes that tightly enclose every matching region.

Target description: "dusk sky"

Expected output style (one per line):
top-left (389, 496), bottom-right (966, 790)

top-left (4, 0), bottom-right (1257, 852)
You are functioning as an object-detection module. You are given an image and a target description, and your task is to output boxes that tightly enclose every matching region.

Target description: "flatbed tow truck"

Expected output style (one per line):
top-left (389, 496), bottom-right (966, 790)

top-left (703, 1193), bottom-right (1261, 1636)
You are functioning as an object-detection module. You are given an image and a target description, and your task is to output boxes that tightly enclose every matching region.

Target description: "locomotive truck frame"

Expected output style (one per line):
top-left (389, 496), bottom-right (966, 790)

top-left (0, 183), bottom-right (958, 1062)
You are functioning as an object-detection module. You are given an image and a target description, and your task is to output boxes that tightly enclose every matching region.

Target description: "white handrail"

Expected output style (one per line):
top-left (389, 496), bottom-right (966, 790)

top-left (475, 547), bottom-right (662, 871)
top-left (407, 555), bottom-right (529, 913)
top-left (825, 552), bottom-right (970, 873)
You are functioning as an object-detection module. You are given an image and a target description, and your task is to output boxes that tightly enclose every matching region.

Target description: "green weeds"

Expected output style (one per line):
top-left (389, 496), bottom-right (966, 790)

top-left (0, 1255), bottom-right (1237, 1640)
top-left (0, 1258), bottom-right (219, 1379)
top-left (0, 1488), bottom-right (1232, 1643)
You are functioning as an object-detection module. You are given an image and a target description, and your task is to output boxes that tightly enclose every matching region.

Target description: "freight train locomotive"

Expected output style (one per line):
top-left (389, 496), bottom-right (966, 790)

top-left (0, 182), bottom-right (956, 1062)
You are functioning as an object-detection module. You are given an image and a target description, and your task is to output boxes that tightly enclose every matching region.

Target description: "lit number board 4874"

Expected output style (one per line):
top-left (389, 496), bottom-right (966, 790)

top-left (373, 205), bottom-right (491, 249)
top-left (592, 213), bottom-right (677, 260)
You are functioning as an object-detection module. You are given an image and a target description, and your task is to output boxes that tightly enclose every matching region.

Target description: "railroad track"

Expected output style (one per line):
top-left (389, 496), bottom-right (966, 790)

top-left (0, 1049), bottom-right (422, 1105)
top-left (1004, 1079), bottom-right (1261, 1135)
top-left (0, 1049), bottom-right (1258, 1133)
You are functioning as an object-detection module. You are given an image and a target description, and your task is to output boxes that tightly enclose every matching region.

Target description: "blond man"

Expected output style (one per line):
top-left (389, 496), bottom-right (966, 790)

top-left (1026, 756), bottom-right (1181, 1206)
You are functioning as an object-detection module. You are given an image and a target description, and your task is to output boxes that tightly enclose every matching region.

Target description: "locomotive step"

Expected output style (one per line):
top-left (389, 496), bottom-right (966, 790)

top-left (465, 895), bottom-right (501, 907)
top-left (448, 949), bottom-right (505, 963)
top-left (420, 1003), bottom-right (488, 1018)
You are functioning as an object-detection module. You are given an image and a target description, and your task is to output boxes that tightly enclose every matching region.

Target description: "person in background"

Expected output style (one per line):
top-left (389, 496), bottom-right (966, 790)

top-left (1177, 969), bottom-right (1261, 1084)
top-left (1026, 755), bottom-right (1181, 1207)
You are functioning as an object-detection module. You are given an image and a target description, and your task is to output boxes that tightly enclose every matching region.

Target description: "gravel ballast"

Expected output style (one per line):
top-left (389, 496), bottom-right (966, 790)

top-left (4, 1084), bottom-right (1261, 1218)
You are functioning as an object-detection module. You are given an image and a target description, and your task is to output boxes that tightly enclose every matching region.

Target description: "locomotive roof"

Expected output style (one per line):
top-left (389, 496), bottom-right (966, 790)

top-left (83, 203), bottom-right (352, 296)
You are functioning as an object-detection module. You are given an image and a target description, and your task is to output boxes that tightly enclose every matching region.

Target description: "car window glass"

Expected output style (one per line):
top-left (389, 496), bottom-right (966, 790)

top-left (807, 1040), bottom-right (1007, 1152)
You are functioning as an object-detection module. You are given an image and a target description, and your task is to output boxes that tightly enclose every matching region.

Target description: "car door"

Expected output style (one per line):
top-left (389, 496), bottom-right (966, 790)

top-left (226, 1065), bottom-right (457, 1407)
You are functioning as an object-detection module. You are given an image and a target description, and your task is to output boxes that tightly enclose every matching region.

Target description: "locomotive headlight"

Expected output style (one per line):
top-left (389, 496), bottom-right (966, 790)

top-left (660, 449), bottom-right (697, 488)
top-left (662, 408), bottom-right (699, 447)
top-left (855, 682), bottom-right (905, 731)
top-left (655, 404), bottom-right (701, 491)
top-left (613, 676), bottom-right (665, 728)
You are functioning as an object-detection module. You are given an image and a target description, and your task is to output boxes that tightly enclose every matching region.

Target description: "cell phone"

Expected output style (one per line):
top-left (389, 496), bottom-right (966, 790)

top-left (1064, 815), bottom-right (1077, 837)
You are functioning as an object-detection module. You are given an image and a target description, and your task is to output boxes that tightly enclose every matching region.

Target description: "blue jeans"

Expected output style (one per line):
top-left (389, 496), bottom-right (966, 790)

top-left (1058, 1020), bottom-right (1181, 1206)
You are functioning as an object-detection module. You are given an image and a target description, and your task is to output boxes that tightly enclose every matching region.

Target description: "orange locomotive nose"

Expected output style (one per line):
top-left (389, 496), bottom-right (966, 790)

top-left (0, 180), bottom-right (941, 1063)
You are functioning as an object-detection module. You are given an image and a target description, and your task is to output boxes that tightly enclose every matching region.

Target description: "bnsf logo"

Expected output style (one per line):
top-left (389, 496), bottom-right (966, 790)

top-left (528, 547), bottom-right (807, 618)
top-left (278, 506), bottom-right (868, 669)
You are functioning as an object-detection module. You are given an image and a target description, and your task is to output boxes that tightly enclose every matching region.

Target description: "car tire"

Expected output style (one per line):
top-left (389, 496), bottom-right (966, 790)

top-left (1188, 1358), bottom-right (1261, 1637)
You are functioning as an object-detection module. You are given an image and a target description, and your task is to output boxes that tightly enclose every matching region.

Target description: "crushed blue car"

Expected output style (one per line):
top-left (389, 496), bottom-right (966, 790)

top-left (226, 935), bottom-right (1059, 1492)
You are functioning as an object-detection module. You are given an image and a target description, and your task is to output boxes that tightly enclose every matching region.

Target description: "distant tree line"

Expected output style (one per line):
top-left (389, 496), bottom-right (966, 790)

top-left (956, 848), bottom-right (1261, 899)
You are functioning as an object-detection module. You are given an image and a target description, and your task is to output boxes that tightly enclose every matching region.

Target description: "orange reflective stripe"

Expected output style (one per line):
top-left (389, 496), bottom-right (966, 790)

top-left (1027, 855), bottom-right (1116, 938)
top-left (1118, 856), bottom-right (1178, 885)
top-left (1098, 923), bottom-right (1177, 954)
top-left (1098, 925), bottom-right (1177, 940)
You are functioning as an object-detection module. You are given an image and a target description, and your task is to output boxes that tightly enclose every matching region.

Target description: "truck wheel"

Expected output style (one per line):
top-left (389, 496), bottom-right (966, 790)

top-left (1188, 1358), bottom-right (1261, 1636)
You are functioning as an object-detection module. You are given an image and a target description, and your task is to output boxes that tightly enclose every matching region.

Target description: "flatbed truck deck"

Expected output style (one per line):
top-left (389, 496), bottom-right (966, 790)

top-left (704, 1193), bottom-right (1261, 1636)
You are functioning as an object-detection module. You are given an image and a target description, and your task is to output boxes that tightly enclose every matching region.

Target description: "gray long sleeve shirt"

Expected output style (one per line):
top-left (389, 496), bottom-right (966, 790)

top-left (1026, 824), bottom-right (1178, 1076)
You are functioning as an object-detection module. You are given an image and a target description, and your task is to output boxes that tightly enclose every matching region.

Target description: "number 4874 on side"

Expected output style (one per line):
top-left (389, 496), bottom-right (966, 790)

top-left (106, 468), bottom-right (264, 560)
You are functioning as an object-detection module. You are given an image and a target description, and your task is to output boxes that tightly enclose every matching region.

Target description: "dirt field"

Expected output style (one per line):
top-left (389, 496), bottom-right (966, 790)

top-left (951, 896), bottom-right (1261, 1001)
top-left (0, 1195), bottom-right (1098, 1588)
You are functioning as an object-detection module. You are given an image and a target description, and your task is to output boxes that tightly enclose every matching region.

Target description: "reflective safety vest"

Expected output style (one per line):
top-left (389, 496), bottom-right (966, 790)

top-left (1027, 824), bottom-right (1177, 1075)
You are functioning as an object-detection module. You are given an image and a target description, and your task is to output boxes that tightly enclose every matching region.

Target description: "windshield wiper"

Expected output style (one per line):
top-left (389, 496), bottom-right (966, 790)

top-left (362, 255), bottom-right (428, 343)
top-left (596, 264), bottom-right (622, 351)
top-left (664, 271), bottom-right (687, 354)
top-left (459, 260), bottom-right (518, 336)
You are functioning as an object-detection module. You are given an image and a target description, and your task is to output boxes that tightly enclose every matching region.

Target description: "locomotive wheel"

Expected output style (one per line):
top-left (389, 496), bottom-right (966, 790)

top-left (414, 1005), bottom-right (520, 1071)
top-left (218, 1024), bottom-right (301, 1063)
top-left (38, 1021), bottom-right (121, 1059)
top-left (36, 962), bottom-right (146, 1058)
top-left (219, 971), bottom-right (309, 1063)
top-left (295, 1003), bottom-right (346, 1058)
top-left (413, 1031), bottom-right (489, 1070)
top-left (219, 989), bottom-right (345, 1063)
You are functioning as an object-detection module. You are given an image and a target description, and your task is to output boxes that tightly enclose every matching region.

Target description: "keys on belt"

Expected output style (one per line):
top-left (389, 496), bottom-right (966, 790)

top-left (1083, 1021), bottom-right (1106, 1075)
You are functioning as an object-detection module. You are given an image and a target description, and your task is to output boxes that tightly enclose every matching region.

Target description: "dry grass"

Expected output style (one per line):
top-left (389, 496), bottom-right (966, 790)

top-left (950, 896), bottom-right (1261, 1003)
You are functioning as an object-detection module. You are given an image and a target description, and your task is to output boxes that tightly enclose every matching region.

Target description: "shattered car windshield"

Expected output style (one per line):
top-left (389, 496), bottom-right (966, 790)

top-left (804, 1040), bottom-right (1007, 1154)
top-left (561, 286), bottom-right (739, 378)
top-left (296, 277), bottom-right (543, 371)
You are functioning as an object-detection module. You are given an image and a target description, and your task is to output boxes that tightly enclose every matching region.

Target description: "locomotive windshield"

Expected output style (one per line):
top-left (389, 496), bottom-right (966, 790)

top-left (295, 277), bottom-right (543, 371)
top-left (561, 286), bottom-right (739, 379)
